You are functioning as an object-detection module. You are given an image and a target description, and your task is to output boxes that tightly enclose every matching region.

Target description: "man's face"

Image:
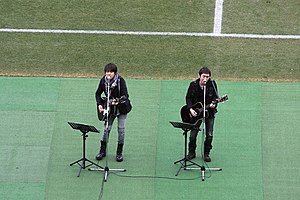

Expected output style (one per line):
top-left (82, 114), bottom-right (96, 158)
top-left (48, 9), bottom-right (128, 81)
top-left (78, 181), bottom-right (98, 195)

top-left (199, 73), bottom-right (210, 85)
top-left (105, 71), bottom-right (115, 80)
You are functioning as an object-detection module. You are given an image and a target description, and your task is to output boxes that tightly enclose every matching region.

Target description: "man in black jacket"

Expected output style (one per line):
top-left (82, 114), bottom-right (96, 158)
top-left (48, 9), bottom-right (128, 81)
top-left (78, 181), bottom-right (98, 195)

top-left (185, 67), bottom-right (218, 162)
top-left (95, 63), bottom-right (132, 162)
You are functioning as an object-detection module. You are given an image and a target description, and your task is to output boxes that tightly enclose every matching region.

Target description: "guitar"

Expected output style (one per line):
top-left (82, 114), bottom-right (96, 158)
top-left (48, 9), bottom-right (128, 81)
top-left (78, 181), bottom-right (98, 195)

top-left (97, 96), bottom-right (126, 121)
top-left (181, 95), bottom-right (228, 124)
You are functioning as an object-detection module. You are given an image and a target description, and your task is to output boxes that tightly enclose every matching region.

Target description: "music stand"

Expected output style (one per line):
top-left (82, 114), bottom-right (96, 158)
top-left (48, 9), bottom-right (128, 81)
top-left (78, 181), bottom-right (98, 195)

top-left (170, 119), bottom-right (222, 180)
top-left (170, 119), bottom-right (203, 176)
top-left (68, 122), bottom-right (104, 177)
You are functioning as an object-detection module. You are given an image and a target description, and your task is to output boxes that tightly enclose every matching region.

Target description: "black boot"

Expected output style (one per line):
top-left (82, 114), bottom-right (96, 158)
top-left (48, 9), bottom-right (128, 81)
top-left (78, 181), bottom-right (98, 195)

top-left (116, 143), bottom-right (124, 162)
top-left (204, 136), bottom-right (213, 162)
top-left (96, 141), bottom-right (106, 160)
top-left (186, 141), bottom-right (196, 160)
top-left (204, 152), bottom-right (211, 162)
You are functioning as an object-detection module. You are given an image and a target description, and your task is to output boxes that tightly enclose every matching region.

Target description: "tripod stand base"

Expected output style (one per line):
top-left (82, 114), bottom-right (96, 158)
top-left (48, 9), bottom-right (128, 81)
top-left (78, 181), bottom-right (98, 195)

top-left (70, 158), bottom-right (104, 177)
top-left (89, 166), bottom-right (126, 182)
top-left (174, 157), bottom-right (222, 181)
top-left (174, 158), bottom-right (203, 176)
top-left (185, 166), bottom-right (222, 181)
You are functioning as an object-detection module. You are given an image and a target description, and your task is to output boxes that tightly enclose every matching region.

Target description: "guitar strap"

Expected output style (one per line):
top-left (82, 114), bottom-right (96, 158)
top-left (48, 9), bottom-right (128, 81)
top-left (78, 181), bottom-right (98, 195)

top-left (211, 79), bottom-right (219, 99)
top-left (117, 77), bottom-right (121, 97)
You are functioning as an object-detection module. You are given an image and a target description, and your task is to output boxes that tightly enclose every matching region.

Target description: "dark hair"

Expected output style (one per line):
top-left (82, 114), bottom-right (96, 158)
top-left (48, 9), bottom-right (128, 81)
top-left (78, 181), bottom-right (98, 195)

top-left (198, 67), bottom-right (211, 76)
top-left (104, 63), bottom-right (118, 73)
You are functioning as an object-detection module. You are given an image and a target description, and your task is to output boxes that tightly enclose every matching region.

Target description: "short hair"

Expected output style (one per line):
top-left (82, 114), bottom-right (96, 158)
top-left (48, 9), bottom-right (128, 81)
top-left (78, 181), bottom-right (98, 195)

top-left (104, 63), bottom-right (118, 73)
top-left (198, 67), bottom-right (211, 76)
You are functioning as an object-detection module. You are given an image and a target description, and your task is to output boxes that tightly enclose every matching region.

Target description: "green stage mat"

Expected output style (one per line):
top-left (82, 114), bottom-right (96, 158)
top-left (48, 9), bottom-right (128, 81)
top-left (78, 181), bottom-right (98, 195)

top-left (0, 77), bottom-right (299, 200)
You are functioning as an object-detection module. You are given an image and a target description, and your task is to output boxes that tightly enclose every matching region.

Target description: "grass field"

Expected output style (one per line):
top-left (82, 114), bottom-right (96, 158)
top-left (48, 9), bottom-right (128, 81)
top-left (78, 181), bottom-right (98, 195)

top-left (0, 0), bottom-right (299, 81)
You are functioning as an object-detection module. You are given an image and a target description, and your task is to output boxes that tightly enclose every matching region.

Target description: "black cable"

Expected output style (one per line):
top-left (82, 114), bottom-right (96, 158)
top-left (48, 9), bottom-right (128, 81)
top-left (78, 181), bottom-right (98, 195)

top-left (95, 161), bottom-right (213, 200)
top-left (97, 174), bottom-right (105, 200)
top-left (109, 171), bottom-right (210, 181)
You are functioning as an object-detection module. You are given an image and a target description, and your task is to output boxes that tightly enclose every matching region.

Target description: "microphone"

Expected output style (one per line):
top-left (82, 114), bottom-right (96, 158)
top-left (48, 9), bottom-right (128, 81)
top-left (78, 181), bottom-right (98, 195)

top-left (201, 166), bottom-right (205, 181)
top-left (203, 78), bottom-right (211, 85)
top-left (105, 76), bottom-right (111, 82)
top-left (202, 170), bottom-right (205, 181)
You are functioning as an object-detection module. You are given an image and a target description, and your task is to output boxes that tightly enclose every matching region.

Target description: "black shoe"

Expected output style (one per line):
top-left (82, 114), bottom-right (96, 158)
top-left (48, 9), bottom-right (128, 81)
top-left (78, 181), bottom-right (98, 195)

top-left (116, 153), bottom-right (123, 162)
top-left (96, 141), bottom-right (107, 160)
top-left (204, 153), bottom-right (211, 162)
top-left (96, 152), bottom-right (106, 160)
top-left (186, 152), bottom-right (196, 160)
top-left (116, 143), bottom-right (124, 162)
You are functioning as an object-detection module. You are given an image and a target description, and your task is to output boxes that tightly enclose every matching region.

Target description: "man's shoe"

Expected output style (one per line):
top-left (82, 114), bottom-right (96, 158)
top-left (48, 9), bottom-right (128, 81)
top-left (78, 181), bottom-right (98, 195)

top-left (96, 152), bottom-right (106, 160)
top-left (116, 143), bottom-right (124, 162)
top-left (96, 141), bottom-right (107, 160)
top-left (116, 153), bottom-right (123, 162)
top-left (186, 152), bottom-right (196, 160)
top-left (204, 153), bottom-right (211, 162)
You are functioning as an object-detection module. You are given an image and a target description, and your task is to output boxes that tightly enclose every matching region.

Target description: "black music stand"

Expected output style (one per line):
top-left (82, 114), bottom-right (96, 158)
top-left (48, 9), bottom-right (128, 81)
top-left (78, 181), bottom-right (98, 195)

top-left (170, 119), bottom-right (222, 180)
top-left (68, 122), bottom-right (104, 177)
top-left (170, 119), bottom-right (203, 176)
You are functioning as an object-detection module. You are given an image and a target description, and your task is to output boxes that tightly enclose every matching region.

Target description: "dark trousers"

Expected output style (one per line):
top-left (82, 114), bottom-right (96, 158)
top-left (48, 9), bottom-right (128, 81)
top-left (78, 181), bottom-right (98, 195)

top-left (189, 117), bottom-right (214, 153)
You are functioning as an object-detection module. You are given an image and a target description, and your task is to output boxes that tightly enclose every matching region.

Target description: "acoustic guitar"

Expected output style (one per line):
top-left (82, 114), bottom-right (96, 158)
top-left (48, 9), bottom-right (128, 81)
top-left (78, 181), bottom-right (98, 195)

top-left (97, 96), bottom-right (126, 121)
top-left (181, 95), bottom-right (228, 124)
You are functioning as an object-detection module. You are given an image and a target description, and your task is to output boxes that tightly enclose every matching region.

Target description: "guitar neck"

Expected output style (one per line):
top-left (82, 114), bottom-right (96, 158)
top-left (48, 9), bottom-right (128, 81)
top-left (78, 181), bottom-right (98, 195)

top-left (202, 99), bottom-right (222, 110)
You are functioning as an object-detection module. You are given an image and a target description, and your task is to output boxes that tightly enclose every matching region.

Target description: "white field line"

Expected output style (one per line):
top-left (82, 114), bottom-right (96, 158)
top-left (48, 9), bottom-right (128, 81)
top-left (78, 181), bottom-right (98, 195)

top-left (213, 0), bottom-right (224, 34)
top-left (0, 28), bottom-right (300, 39)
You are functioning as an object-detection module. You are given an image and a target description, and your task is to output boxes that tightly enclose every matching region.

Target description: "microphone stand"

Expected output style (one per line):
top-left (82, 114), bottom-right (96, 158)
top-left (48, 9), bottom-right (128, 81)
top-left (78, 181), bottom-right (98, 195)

top-left (89, 79), bottom-right (126, 182)
top-left (185, 80), bottom-right (222, 181)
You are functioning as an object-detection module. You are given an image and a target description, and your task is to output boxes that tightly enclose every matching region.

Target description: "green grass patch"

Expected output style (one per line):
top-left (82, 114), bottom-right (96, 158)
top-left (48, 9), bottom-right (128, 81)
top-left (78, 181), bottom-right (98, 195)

top-left (223, 1), bottom-right (300, 35)
top-left (0, 0), bottom-right (214, 32)
top-left (0, 33), bottom-right (299, 81)
top-left (0, 1), bottom-right (299, 81)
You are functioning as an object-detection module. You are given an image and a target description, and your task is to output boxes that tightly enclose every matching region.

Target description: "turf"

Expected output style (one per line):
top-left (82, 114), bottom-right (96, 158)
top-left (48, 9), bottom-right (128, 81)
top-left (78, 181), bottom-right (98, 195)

top-left (1, 32), bottom-right (299, 81)
top-left (1, 1), bottom-right (299, 81)
top-left (0, 76), bottom-right (299, 200)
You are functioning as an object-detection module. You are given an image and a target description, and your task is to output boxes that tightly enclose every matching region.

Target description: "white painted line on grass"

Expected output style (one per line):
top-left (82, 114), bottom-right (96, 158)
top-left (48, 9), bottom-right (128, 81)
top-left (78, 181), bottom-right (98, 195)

top-left (213, 0), bottom-right (224, 34)
top-left (0, 28), bottom-right (299, 39)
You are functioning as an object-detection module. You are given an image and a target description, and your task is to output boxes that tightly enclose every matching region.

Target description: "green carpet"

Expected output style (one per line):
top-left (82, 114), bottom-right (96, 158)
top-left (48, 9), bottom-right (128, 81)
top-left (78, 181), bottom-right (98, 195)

top-left (0, 76), bottom-right (299, 200)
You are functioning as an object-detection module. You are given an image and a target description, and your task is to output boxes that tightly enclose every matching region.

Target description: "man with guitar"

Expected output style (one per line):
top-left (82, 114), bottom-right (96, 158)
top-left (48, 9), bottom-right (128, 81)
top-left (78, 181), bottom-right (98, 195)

top-left (183, 67), bottom-right (220, 162)
top-left (95, 63), bottom-right (132, 162)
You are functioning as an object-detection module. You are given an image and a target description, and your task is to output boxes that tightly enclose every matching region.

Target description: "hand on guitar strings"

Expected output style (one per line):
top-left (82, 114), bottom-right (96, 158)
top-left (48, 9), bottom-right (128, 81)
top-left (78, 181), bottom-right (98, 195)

top-left (98, 104), bottom-right (104, 112)
top-left (189, 108), bottom-right (198, 117)
top-left (189, 103), bottom-right (215, 117)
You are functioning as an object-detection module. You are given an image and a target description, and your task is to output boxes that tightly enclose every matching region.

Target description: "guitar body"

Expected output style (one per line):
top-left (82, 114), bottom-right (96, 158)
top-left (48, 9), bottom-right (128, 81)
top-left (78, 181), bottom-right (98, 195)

top-left (180, 102), bottom-right (206, 124)
top-left (97, 108), bottom-right (104, 121)
top-left (97, 105), bottom-right (109, 121)
top-left (97, 97), bottom-right (126, 121)
top-left (181, 95), bottom-right (228, 124)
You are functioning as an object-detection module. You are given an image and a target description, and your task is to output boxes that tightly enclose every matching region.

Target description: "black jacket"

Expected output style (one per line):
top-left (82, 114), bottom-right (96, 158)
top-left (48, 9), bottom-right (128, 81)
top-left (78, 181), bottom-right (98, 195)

top-left (95, 74), bottom-right (130, 114)
top-left (185, 79), bottom-right (218, 118)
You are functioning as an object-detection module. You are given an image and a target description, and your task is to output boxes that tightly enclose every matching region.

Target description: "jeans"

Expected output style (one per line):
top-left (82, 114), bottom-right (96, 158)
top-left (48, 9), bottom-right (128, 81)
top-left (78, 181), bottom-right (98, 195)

top-left (189, 117), bottom-right (214, 153)
top-left (101, 114), bottom-right (127, 144)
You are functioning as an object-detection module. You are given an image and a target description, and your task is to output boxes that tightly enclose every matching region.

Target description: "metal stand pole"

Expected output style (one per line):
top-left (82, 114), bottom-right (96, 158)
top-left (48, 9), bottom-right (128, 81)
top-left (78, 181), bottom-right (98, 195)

top-left (89, 78), bottom-right (126, 182)
top-left (185, 82), bottom-right (222, 181)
